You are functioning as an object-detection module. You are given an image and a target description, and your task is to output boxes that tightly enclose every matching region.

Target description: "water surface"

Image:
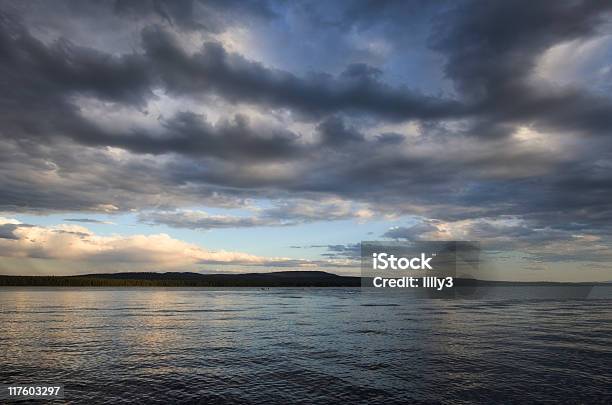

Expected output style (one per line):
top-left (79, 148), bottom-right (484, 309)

top-left (1, 288), bottom-right (611, 404)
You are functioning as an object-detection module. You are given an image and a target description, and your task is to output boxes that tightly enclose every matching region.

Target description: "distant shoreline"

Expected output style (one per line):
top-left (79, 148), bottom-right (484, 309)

top-left (0, 271), bottom-right (608, 287)
top-left (0, 271), bottom-right (361, 287)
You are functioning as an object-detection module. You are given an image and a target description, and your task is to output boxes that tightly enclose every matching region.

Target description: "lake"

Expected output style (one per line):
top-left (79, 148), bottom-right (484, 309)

top-left (1, 287), bottom-right (611, 403)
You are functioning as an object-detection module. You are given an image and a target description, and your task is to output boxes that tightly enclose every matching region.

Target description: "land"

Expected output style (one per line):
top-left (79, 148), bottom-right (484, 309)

top-left (0, 271), bottom-right (360, 287)
top-left (0, 271), bottom-right (608, 287)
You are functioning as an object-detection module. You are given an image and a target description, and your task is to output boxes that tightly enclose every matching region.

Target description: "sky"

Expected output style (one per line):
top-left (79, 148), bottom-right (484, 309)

top-left (1, 0), bottom-right (612, 281)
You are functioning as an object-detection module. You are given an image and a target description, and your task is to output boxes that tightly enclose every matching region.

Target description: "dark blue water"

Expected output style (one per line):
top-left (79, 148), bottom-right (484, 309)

top-left (1, 288), bottom-right (611, 404)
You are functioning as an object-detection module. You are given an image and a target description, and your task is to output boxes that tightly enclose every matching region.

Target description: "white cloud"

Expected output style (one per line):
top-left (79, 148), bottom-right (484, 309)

top-left (0, 219), bottom-right (352, 273)
top-left (0, 217), bottom-right (21, 225)
top-left (535, 34), bottom-right (612, 88)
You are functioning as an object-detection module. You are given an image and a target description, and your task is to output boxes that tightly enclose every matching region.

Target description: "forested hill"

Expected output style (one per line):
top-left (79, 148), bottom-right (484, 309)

top-left (0, 271), bottom-right (362, 287)
top-left (0, 272), bottom-right (606, 287)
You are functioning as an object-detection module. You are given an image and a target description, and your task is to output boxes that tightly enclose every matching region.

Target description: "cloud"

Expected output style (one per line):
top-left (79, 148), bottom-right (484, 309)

top-left (139, 198), bottom-right (374, 230)
top-left (383, 221), bottom-right (440, 241)
top-left (0, 14), bottom-right (305, 164)
top-left (64, 218), bottom-right (114, 224)
top-left (383, 217), bottom-right (612, 263)
top-left (113, 0), bottom-right (277, 32)
top-left (141, 26), bottom-right (463, 121)
top-left (0, 223), bottom-right (21, 240)
top-left (318, 244), bottom-right (361, 260)
top-left (0, 217), bottom-right (351, 271)
top-left (431, 0), bottom-right (612, 138)
top-left (262, 198), bottom-right (373, 222)
top-left (0, 11), bottom-right (153, 107)
top-left (0, 0), bottom-right (612, 276)
top-left (139, 210), bottom-right (274, 229)
top-left (0, 218), bottom-right (256, 266)
top-left (289, 244), bottom-right (361, 261)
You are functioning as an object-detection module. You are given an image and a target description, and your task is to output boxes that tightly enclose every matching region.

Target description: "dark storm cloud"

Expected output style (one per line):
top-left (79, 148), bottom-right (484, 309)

top-left (0, 12), bottom-right (307, 163)
top-left (114, 0), bottom-right (277, 32)
top-left (141, 26), bottom-right (463, 121)
top-left (0, 7), bottom-right (473, 212)
top-left (113, 0), bottom-right (207, 30)
top-left (431, 0), bottom-right (612, 137)
top-left (0, 0), bottom-right (612, 266)
top-left (0, 135), bottom-right (256, 212)
top-left (0, 12), bottom-right (153, 107)
top-left (85, 112), bottom-right (304, 160)
top-left (317, 116), bottom-right (365, 146)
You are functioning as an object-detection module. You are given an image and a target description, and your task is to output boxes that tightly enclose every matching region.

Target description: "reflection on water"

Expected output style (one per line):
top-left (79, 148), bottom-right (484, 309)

top-left (1, 288), bottom-right (611, 404)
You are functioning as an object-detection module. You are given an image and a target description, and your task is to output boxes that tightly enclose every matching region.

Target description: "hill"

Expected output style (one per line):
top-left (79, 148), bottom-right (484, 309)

top-left (0, 272), bottom-right (607, 287)
top-left (0, 271), bottom-right (362, 287)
